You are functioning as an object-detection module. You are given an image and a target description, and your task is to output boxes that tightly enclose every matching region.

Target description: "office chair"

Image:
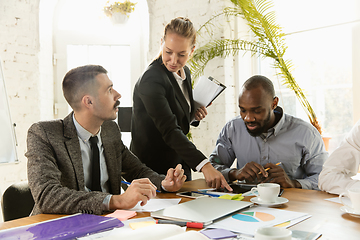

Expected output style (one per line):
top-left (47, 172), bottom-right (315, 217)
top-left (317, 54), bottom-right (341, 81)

top-left (1, 181), bottom-right (34, 221)
top-left (117, 107), bottom-right (132, 132)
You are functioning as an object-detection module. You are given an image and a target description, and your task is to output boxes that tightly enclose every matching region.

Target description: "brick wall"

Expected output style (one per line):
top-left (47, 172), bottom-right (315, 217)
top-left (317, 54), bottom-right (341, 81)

top-left (0, 0), bottom-right (41, 196)
top-left (0, 0), bottom-right (57, 221)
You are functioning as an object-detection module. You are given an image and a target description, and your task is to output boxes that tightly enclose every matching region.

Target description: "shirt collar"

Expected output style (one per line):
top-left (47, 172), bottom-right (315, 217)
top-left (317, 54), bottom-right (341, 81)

top-left (73, 114), bottom-right (101, 142)
top-left (270, 106), bottom-right (284, 136)
top-left (172, 67), bottom-right (186, 81)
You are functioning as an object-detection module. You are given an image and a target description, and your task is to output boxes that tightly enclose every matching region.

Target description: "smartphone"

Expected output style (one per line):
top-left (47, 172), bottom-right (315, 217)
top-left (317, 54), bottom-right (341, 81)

top-left (176, 191), bottom-right (209, 199)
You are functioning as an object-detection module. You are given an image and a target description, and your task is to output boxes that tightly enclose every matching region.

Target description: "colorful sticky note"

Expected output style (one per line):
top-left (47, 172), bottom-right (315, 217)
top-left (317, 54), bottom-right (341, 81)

top-left (218, 194), bottom-right (244, 201)
top-left (201, 228), bottom-right (237, 239)
top-left (105, 210), bottom-right (137, 221)
top-left (129, 221), bottom-right (156, 230)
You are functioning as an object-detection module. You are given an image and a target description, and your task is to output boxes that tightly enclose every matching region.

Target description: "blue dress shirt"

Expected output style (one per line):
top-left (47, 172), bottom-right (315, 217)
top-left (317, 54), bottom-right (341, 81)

top-left (209, 107), bottom-right (328, 190)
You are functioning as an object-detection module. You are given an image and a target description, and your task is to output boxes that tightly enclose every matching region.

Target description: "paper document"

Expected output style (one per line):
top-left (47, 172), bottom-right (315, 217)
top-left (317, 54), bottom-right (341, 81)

top-left (129, 198), bottom-right (181, 212)
top-left (193, 76), bottom-right (226, 110)
top-left (91, 224), bottom-right (208, 240)
top-left (208, 206), bottom-right (309, 236)
top-left (325, 196), bottom-right (351, 205)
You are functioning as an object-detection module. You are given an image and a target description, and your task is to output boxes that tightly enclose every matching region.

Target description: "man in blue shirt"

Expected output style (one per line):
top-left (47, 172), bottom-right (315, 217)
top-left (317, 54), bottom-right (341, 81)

top-left (209, 75), bottom-right (327, 190)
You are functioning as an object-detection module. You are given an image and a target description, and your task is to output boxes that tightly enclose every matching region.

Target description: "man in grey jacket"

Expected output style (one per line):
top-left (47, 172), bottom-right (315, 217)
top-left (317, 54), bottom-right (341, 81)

top-left (26, 65), bottom-right (186, 215)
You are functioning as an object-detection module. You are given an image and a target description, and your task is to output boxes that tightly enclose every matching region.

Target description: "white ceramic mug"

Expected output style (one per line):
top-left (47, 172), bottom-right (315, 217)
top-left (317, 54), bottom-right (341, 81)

top-left (255, 227), bottom-right (292, 240)
top-left (251, 183), bottom-right (280, 203)
top-left (339, 188), bottom-right (360, 213)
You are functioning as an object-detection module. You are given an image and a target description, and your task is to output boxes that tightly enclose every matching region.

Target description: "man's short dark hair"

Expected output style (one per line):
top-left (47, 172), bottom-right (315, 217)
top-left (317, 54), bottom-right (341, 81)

top-left (242, 75), bottom-right (275, 98)
top-left (62, 65), bottom-right (107, 110)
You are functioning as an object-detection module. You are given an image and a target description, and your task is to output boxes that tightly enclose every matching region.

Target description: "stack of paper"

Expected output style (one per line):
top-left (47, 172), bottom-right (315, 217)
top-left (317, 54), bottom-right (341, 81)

top-left (193, 76), bottom-right (226, 110)
top-left (208, 206), bottom-right (310, 236)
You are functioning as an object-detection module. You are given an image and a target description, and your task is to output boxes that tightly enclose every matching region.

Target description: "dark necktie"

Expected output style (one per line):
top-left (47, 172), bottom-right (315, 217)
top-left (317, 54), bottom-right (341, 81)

top-left (89, 136), bottom-right (101, 192)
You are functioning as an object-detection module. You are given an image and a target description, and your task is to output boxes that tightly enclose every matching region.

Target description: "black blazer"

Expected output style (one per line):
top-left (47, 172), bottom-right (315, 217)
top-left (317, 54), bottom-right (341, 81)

top-left (130, 57), bottom-right (206, 179)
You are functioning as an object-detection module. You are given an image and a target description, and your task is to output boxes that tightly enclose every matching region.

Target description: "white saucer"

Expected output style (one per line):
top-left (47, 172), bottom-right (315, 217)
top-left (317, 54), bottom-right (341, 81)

top-left (340, 206), bottom-right (360, 218)
top-left (250, 197), bottom-right (288, 207)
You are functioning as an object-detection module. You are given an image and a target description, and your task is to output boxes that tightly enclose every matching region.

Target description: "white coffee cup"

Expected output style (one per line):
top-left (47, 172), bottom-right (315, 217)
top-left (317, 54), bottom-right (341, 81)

top-left (251, 183), bottom-right (280, 203)
top-left (255, 227), bottom-right (292, 240)
top-left (339, 188), bottom-right (360, 213)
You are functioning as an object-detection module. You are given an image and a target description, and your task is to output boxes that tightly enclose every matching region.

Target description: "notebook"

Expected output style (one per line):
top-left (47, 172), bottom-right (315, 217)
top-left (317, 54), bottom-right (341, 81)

top-left (151, 197), bottom-right (253, 225)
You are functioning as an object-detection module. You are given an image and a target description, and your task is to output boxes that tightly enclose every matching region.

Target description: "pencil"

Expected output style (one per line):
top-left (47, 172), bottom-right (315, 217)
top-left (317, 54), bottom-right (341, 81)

top-left (258, 162), bottom-right (281, 174)
top-left (121, 180), bottom-right (160, 193)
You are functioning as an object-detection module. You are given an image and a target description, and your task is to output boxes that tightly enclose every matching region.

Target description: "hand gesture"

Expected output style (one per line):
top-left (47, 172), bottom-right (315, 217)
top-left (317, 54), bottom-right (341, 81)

top-left (109, 178), bottom-right (157, 209)
top-left (201, 162), bottom-right (233, 191)
top-left (262, 163), bottom-right (301, 188)
top-left (162, 164), bottom-right (187, 192)
top-left (229, 161), bottom-right (268, 183)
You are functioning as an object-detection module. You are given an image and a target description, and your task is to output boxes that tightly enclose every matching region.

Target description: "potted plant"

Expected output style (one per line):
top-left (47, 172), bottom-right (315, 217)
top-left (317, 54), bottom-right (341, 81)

top-left (189, 0), bottom-right (322, 134)
top-left (103, 0), bottom-right (137, 24)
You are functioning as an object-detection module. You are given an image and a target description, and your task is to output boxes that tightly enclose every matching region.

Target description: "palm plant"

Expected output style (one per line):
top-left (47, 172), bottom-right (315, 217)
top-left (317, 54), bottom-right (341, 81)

top-left (189, 0), bottom-right (322, 134)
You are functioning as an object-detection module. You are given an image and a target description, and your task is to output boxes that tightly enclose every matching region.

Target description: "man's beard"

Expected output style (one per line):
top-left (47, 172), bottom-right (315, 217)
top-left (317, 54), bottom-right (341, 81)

top-left (245, 111), bottom-right (271, 137)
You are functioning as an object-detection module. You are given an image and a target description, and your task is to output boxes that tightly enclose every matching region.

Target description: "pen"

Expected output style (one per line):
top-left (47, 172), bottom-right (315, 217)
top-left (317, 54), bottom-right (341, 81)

top-left (156, 219), bottom-right (203, 229)
top-left (192, 191), bottom-right (220, 197)
top-left (258, 162), bottom-right (281, 174)
top-left (278, 188), bottom-right (284, 197)
top-left (121, 180), bottom-right (160, 193)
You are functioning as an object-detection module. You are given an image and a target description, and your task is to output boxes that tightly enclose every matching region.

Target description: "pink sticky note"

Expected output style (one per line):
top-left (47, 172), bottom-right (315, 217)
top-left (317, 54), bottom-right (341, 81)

top-left (105, 210), bottom-right (137, 221)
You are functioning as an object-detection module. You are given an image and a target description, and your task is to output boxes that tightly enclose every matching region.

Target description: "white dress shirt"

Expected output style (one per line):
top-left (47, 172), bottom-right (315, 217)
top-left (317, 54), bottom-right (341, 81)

top-left (73, 115), bottom-right (112, 209)
top-left (173, 68), bottom-right (209, 172)
top-left (319, 120), bottom-right (360, 194)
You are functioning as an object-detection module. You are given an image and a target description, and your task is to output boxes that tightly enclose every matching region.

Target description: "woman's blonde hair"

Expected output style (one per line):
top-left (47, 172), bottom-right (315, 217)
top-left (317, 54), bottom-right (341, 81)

top-left (156, 17), bottom-right (196, 59)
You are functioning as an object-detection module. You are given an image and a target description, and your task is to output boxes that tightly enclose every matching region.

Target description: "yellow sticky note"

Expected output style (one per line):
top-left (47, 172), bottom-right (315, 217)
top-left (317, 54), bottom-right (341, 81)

top-left (218, 194), bottom-right (244, 201)
top-left (231, 194), bottom-right (244, 201)
top-left (218, 194), bottom-right (233, 200)
top-left (129, 221), bottom-right (156, 230)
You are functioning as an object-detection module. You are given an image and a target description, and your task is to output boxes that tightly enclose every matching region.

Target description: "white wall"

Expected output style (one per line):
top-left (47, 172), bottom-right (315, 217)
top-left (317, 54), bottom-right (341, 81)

top-left (0, 0), bottom-right (40, 196)
top-left (353, 2), bottom-right (360, 124)
top-left (0, 0), bottom-right (57, 221)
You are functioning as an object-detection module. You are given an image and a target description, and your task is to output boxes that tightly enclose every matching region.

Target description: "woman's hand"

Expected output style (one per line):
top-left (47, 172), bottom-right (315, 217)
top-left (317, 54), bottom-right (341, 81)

top-left (195, 106), bottom-right (208, 121)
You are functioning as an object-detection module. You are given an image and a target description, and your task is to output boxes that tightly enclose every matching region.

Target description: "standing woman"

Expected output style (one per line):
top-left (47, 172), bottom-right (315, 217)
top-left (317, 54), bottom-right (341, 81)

top-left (131, 17), bottom-right (230, 189)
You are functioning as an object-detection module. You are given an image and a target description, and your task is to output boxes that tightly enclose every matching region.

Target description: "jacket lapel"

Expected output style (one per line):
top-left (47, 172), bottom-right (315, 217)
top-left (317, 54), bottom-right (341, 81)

top-left (100, 122), bottom-right (120, 195)
top-left (184, 68), bottom-right (196, 119)
top-left (158, 59), bottom-right (191, 122)
top-left (63, 112), bottom-right (85, 191)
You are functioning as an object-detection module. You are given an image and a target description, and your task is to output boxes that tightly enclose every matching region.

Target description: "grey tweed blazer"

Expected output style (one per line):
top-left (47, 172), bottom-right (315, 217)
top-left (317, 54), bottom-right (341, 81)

top-left (26, 112), bottom-right (164, 215)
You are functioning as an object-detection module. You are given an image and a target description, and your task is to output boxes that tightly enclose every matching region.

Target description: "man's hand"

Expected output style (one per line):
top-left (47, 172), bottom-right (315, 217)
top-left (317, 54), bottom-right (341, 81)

top-left (229, 161), bottom-right (268, 182)
top-left (262, 163), bottom-right (301, 188)
top-left (194, 106), bottom-right (208, 121)
top-left (162, 164), bottom-right (187, 192)
top-left (201, 162), bottom-right (232, 191)
top-left (109, 178), bottom-right (157, 210)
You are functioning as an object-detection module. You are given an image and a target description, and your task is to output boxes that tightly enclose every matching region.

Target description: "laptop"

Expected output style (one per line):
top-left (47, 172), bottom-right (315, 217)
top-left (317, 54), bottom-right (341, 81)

top-left (151, 197), bottom-right (253, 225)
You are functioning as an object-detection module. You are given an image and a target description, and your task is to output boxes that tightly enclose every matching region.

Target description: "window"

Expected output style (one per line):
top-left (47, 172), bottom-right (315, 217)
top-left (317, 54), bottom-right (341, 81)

top-left (255, 0), bottom-right (359, 152)
top-left (67, 45), bottom-right (132, 107)
top-left (54, 0), bottom-right (149, 147)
